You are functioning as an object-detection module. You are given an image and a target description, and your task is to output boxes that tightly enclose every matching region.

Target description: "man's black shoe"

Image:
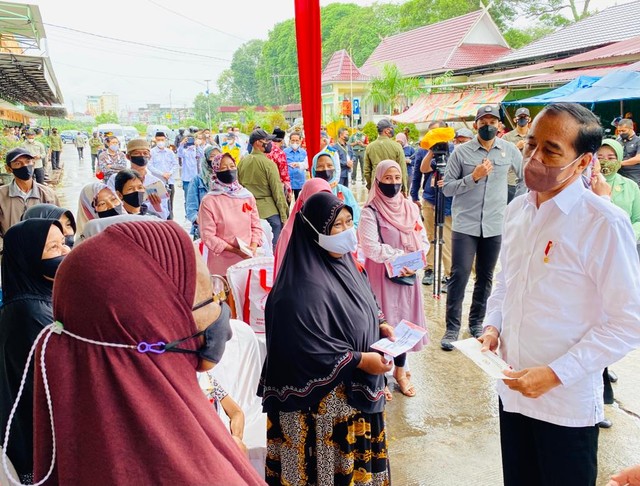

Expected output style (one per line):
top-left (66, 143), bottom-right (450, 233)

top-left (469, 325), bottom-right (483, 338)
top-left (441, 276), bottom-right (450, 293)
top-left (422, 269), bottom-right (434, 286)
top-left (440, 330), bottom-right (458, 351)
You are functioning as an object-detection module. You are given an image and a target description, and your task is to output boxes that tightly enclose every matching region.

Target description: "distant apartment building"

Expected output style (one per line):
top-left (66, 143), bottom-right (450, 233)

top-left (86, 93), bottom-right (119, 116)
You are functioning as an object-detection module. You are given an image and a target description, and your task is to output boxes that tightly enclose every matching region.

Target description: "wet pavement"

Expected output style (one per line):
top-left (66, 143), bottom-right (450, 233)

top-left (52, 146), bottom-right (640, 485)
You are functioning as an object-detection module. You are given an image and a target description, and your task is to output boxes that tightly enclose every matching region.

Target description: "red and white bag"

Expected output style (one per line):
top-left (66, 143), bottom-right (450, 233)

top-left (226, 257), bottom-right (275, 336)
top-left (242, 268), bottom-right (273, 334)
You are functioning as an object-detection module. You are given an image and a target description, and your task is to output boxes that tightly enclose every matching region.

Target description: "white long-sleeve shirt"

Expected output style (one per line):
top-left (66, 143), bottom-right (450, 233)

top-left (485, 178), bottom-right (640, 427)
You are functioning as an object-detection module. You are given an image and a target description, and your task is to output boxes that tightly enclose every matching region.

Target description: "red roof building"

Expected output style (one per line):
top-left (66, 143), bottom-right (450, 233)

top-left (359, 9), bottom-right (511, 78)
top-left (322, 49), bottom-right (369, 83)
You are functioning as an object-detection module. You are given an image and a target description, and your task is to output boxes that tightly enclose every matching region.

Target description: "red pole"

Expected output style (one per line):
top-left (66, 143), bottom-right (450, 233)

top-left (294, 0), bottom-right (321, 170)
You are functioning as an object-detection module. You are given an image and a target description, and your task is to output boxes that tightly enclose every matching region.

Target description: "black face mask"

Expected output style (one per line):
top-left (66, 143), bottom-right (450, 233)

top-left (516, 118), bottom-right (529, 127)
top-left (478, 125), bottom-right (498, 141)
top-left (263, 142), bottom-right (273, 154)
top-left (130, 155), bottom-right (149, 167)
top-left (378, 181), bottom-right (402, 198)
top-left (315, 169), bottom-right (334, 182)
top-left (97, 207), bottom-right (120, 218)
top-left (164, 301), bottom-right (232, 364)
top-left (123, 191), bottom-right (145, 208)
top-left (64, 235), bottom-right (75, 248)
top-left (12, 165), bottom-right (34, 181)
top-left (41, 255), bottom-right (65, 280)
top-left (621, 132), bottom-right (631, 141)
top-left (216, 169), bottom-right (237, 184)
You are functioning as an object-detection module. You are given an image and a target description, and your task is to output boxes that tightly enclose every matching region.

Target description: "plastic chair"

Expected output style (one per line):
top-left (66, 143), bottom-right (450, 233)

top-left (198, 319), bottom-right (266, 478)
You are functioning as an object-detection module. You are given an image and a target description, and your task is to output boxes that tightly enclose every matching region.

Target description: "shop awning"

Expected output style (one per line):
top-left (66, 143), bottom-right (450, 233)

top-left (392, 92), bottom-right (462, 123)
top-left (0, 52), bottom-right (63, 106)
top-left (555, 70), bottom-right (640, 103)
top-left (503, 76), bottom-right (601, 105)
top-left (427, 89), bottom-right (509, 121)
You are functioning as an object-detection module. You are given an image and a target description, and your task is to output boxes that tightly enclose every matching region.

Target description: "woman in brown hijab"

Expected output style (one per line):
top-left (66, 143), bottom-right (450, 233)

top-left (20, 220), bottom-right (264, 485)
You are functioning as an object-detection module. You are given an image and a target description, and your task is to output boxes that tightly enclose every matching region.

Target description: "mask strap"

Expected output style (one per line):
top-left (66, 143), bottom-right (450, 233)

top-left (162, 331), bottom-right (204, 355)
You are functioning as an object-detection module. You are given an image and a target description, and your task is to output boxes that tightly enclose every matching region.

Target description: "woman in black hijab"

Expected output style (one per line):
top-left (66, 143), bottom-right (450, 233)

top-left (23, 203), bottom-right (76, 247)
top-left (259, 192), bottom-right (394, 486)
top-left (0, 219), bottom-right (69, 482)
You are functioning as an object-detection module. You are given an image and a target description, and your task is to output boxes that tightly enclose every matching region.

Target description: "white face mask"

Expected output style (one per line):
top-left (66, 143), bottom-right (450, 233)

top-left (302, 213), bottom-right (357, 255)
top-left (290, 143), bottom-right (300, 150)
top-left (108, 144), bottom-right (119, 152)
top-left (156, 141), bottom-right (166, 149)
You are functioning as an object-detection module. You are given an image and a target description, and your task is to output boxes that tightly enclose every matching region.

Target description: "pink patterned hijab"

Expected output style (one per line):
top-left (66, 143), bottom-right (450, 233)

top-left (366, 159), bottom-right (422, 251)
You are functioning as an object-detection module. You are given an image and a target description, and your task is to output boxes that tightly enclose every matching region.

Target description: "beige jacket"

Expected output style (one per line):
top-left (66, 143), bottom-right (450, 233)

top-left (0, 180), bottom-right (60, 252)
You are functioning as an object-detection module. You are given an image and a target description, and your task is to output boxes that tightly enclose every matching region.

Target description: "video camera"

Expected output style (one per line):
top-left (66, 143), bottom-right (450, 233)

top-left (420, 127), bottom-right (456, 172)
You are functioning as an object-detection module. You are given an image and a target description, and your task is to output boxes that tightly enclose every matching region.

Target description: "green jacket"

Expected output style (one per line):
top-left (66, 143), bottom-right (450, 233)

top-left (89, 137), bottom-right (103, 154)
top-left (607, 172), bottom-right (640, 240)
top-left (238, 153), bottom-right (289, 222)
top-left (363, 135), bottom-right (408, 193)
top-left (49, 134), bottom-right (63, 151)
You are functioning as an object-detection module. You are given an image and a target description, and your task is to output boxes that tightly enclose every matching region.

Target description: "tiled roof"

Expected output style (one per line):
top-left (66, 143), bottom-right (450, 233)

top-left (556, 34), bottom-right (640, 65)
top-left (499, 65), bottom-right (627, 87)
top-left (360, 10), bottom-right (509, 77)
top-left (497, 0), bottom-right (640, 64)
top-left (322, 49), bottom-right (369, 82)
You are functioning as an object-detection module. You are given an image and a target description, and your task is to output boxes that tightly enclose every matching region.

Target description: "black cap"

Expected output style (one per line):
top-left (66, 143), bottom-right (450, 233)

top-left (515, 107), bottom-right (531, 118)
top-left (5, 147), bottom-right (34, 166)
top-left (475, 105), bottom-right (501, 121)
top-left (154, 131), bottom-right (166, 137)
top-left (272, 127), bottom-right (286, 141)
top-left (377, 119), bottom-right (396, 132)
top-left (249, 129), bottom-right (276, 145)
top-left (25, 129), bottom-right (36, 136)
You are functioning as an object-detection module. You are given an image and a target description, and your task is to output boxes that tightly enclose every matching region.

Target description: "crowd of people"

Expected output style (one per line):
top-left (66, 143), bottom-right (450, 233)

top-left (1, 102), bottom-right (640, 485)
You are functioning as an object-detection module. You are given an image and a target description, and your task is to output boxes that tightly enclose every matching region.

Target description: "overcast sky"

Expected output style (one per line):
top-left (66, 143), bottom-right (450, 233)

top-left (29, 0), bottom-right (633, 115)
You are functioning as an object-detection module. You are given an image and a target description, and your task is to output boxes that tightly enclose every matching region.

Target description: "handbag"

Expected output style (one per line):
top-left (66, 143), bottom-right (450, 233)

top-left (366, 206), bottom-right (416, 286)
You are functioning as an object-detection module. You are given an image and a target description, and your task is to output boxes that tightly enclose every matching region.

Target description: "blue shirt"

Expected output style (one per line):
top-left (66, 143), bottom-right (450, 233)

top-left (410, 147), bottom-right (452, 216)
top-left (284, 146), bottom-right (308, 189)
top-left (403, 145), bottom-right (416, 166)
top-left (331, 141), bottom-right (354, 179)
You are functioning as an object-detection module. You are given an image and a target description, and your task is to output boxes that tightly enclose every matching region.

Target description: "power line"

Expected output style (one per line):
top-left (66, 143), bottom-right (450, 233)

top-left (145, 0), bottom-right (247, 42)
top-left (44, 23), bottom-right (231, 62)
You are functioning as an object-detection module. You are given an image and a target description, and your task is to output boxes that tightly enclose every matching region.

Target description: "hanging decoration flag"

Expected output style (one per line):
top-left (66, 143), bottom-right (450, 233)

top-left (294, 0), bottom-right (321, 169)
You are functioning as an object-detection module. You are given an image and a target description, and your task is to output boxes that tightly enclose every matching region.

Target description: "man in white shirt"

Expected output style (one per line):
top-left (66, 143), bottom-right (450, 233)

top-left (479, 103), bottom-right (640, 486)
top-left (149, 131), bottom-right (179, 219)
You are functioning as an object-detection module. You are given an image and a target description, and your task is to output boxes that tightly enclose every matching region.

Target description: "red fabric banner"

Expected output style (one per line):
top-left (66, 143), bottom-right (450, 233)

top-left (294, 0), bottom-right (322, 169)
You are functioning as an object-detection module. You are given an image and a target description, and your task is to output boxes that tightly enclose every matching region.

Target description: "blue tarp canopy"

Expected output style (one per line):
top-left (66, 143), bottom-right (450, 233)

top-left (503, 76), bottom-right (601, 105)
top-left (554, 71), bottom-right (640, 102)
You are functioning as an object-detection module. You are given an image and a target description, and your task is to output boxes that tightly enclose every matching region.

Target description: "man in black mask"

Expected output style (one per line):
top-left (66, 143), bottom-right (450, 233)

top-left (503, 107), bottom-right (531, 202)
top-left (0, 148), bottom-right (59, 253)
top-left (238, 129), bottom-right (289, 248)
top-left (439, 105), bottom-right (523, 351)
top-left (616, 118), bottom-right (640, 185)
top-left (108, 139), bottom-right (169, 219)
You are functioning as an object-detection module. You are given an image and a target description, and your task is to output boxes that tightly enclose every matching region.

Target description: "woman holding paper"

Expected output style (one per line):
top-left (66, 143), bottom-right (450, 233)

top-left (260, 192), bottom-right (393, 485)
top-left (358, 159), bottom-right (429, 398)
top-left (199, 153), bottom-right (263, 275)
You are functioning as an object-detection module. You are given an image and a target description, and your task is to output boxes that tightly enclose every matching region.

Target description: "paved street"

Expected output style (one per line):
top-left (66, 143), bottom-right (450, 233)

top-left (53, 145), bottom-right (640, 485)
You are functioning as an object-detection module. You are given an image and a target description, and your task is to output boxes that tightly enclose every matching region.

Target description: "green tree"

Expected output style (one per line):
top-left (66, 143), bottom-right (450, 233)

top-left (193, 92), bottom-right (221, 127)
top-left (228, 40), bottom-right (265, 105)
top-left (366, 64), bottom-right (421, 115)
top-left (504, 25), bottom-right (556, 49)
top-left (255, 19), bottom-right (299, 105)
top-left (95, 112), bottom-right (119, 124)
top-left (217, 69), bottom-right (235, 104)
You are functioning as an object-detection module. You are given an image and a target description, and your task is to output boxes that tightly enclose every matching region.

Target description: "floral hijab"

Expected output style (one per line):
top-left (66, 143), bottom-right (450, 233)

top-left (208, 153), bottom-right (252, 199)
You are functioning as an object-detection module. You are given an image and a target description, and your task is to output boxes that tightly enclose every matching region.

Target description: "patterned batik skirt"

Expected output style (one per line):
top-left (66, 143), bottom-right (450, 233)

top-left (265, 384), bottom-right (390, 486)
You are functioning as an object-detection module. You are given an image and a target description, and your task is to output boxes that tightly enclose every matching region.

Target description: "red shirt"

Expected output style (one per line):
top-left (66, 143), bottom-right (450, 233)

top-left (267, 144), bottom-right (292, 195)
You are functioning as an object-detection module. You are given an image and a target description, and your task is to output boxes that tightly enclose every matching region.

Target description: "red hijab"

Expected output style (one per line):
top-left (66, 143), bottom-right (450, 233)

top-left (273, 178), bottom-right (332, 277)
top-left (33, 221), bottom-right (264, 485)
top-left (366, 159), bottom-right (422, 252)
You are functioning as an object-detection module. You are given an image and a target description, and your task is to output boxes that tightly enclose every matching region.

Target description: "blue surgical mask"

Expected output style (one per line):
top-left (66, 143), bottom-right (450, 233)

top-left (109, 144), bottom-right (119, 152)
top-left (302, 213), bottom-right (358, 255)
